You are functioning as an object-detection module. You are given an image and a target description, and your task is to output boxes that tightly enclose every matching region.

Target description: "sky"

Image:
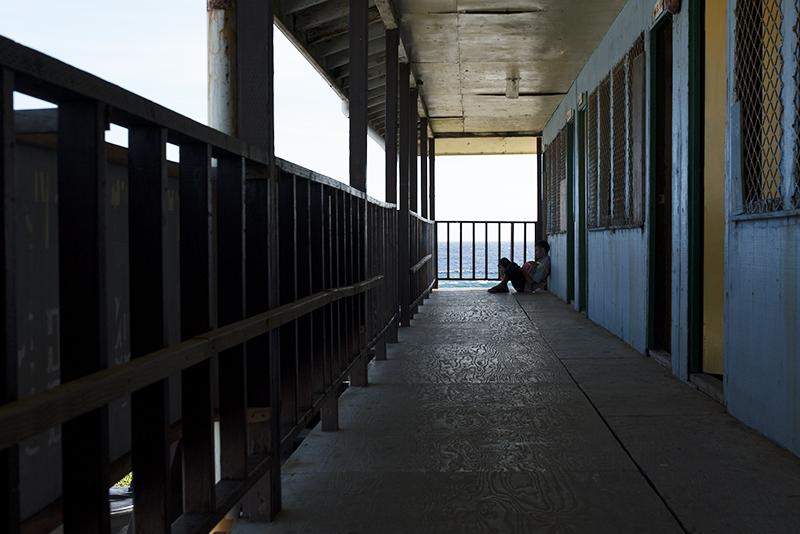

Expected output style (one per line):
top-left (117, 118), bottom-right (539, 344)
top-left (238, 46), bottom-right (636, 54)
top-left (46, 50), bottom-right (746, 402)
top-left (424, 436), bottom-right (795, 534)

top-left (0, 0), bottom-right (537, 221)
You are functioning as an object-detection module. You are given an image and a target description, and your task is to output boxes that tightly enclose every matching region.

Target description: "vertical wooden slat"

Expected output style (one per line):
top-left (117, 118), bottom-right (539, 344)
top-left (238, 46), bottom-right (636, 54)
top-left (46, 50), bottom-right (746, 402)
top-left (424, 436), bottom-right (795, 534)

top-left (294, 178), bottom-right (313, 412)
top-left (472, 223), bottom-right (476, 279)
top-left (217, 155), bottom-right (248, 480)
top-left (429, 138), bottom-right (436, 287)
top-left (309, 183), bottom-right (327, 396)
top-left (0, 67), bottom-right (19, 534)
top-left (128, 126), bottom-right (171, 533)
top-left (277, 172), bottom-right (298, 437)
top-left (459, 222), bottom-right (463, 279)
top-left (484, 222), bottom-right (489, 279)
top-left (511, 223), bottom-right (515, 263)
top-left (58, 100), bottom-right (110, 534)
top-left (178, 142), bottom-right (215, 513)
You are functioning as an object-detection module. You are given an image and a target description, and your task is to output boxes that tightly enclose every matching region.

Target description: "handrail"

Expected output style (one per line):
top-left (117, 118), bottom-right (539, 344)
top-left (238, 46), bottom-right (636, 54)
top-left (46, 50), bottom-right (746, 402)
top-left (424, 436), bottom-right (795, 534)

top-left (436, 220), bottom-right (538, 224)
top-left (409, 254), bottom-right (432, 274)
top-left (0, 275), bottom-right (383, 451)
top-left (276, 158), bottom-right (396, 210)
top-left (0, 36), bottom-right (268, 163)
top-left (410, 211), bottom-right (434, 224)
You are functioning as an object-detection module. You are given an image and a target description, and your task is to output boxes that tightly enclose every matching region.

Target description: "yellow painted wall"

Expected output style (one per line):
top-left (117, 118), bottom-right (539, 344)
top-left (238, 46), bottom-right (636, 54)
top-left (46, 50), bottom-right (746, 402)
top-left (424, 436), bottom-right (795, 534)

top-left (703, 0), bottom-right (726, 375)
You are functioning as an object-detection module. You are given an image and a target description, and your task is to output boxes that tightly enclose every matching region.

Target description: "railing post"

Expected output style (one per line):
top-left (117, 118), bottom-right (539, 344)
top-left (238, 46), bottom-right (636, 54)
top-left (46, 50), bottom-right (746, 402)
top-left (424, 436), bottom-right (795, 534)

top-left (217, 155), bottom-right (248, 481)
top-left (398, 62), bottom-right (411, 326)
top-left (58, 100), bottom-right (111, 534)
top-left (0, 68), bottom-right (18, 534)
top-left (179, 142), bottom-right (216, 514)
top-left (410, 88), bottom-right (419, 215)
top-left (129, 126), bottom-right (171, 533)
top-left (536, 137), bottom-right (545, 241)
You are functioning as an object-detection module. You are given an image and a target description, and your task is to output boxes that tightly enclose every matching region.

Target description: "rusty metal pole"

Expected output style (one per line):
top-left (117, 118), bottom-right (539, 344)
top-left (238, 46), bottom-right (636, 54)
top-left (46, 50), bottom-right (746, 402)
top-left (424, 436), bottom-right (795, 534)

top-left (208, 0), bottom-right (237, 135)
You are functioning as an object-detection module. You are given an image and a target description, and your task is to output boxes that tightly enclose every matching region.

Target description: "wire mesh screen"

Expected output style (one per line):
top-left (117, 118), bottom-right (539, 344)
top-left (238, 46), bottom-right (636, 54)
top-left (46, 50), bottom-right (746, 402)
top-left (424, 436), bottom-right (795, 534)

top-left (558, 128), bottom-right (567, 232)
top-left (794, 0), bottom-right (800, 209)
top-left (612, 59), bottom-right (627, 225)
top-left (735, 0), bottom-right (784, 213)
top-left (598, 76), bottom-right (612, 226)
top-left (628, 34), bottom-right (646, 225)
top-left (587, 89), bottom-right (599, 228)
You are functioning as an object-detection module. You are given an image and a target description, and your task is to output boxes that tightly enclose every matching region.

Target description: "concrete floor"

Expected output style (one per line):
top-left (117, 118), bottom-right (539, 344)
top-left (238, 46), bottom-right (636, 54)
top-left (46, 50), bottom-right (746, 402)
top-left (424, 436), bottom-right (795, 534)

top-left (234, 290), bottom-right (800, 534)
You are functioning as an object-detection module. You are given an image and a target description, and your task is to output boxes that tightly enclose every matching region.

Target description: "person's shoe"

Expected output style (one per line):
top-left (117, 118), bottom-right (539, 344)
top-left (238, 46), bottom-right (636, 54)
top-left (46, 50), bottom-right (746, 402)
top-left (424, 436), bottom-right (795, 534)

top-left (488, 285), bottom-right (509, 294)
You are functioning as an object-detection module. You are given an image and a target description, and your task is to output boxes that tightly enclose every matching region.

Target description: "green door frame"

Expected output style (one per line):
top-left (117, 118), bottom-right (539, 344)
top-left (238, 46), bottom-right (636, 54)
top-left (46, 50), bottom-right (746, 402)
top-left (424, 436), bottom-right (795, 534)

top-left (577, 107), bottom-right (588, 312)
top-left (566, 120), bottom-right (575, 303)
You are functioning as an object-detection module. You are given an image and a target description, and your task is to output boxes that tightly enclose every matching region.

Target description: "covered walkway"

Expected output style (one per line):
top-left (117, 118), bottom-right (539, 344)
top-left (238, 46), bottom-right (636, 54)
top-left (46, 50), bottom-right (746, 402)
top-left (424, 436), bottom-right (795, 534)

top-left (238, 290), bottom-right (800, 534)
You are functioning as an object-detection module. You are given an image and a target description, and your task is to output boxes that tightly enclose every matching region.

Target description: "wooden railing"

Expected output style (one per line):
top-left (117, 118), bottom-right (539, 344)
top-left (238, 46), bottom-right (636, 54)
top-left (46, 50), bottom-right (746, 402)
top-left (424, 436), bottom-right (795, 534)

top-left (436, 221), bottom-right (538, 280)
top-left (0, 35), bottom-right (400, 534)
top-left (406, 212), bottom-right (435, 317)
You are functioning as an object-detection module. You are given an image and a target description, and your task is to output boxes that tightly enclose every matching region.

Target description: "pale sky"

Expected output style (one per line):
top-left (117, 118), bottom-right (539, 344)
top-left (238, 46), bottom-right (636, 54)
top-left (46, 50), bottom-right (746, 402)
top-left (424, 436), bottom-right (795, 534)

top-left (0, 0), bottom-right (537, 221)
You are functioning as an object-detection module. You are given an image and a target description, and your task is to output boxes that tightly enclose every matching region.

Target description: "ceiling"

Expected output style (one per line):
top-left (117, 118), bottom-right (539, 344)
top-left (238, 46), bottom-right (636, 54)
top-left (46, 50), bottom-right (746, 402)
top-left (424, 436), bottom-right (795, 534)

top-left (274, 0), bottom-right (626, 148)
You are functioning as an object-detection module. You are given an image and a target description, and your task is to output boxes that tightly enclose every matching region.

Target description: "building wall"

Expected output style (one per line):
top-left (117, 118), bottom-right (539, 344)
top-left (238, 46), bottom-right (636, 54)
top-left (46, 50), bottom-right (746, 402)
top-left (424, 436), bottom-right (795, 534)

top-left (543, 0), bottom-right (673, 355)
top-left (548, 233), bottom-right (568, 299)
top-left (724, 0), bottom-right (800, 456)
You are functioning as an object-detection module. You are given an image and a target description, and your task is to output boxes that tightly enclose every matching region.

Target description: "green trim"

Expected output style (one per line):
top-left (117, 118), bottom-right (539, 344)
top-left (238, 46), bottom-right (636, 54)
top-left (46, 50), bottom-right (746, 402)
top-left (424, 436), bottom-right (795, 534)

top-left (687, 0), bottom-right (705, 375)
top-left (566, 120), bottom-right (575, 303)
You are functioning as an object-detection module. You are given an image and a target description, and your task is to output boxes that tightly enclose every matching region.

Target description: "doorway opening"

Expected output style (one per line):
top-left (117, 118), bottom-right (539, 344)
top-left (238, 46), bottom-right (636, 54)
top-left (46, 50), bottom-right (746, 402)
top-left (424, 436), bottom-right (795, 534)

top-left (650, 17), bottom-right (673, 355)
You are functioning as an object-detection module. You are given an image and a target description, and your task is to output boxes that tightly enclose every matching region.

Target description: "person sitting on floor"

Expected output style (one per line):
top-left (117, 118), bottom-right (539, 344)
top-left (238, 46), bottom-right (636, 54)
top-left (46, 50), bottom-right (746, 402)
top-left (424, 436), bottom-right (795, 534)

top-left (487, 240), bottom-right (551, 294)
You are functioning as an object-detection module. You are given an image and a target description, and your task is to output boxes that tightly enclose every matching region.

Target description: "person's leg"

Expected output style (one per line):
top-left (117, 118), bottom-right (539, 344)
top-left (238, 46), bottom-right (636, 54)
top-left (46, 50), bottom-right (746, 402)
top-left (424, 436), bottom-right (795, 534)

top-left (488, 265), bottom-right (510, 293)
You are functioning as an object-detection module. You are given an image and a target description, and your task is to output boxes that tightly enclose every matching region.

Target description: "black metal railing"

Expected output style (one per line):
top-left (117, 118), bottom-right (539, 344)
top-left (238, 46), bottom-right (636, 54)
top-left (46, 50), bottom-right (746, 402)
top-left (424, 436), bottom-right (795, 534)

top-left (436, 221), bottom-right (538, 280)
top-left (0, 35), bottom-right (402, 534)
top-left (407, 212), bottom-right (435, 317)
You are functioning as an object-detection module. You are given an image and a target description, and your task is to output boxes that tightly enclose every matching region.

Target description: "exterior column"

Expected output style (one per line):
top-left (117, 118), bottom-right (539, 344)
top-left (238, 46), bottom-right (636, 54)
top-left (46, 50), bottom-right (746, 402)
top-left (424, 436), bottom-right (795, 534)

top-left (398, 63), bottom-right (411, 326)
top-left (420, 117), bottom-right (428, 218)
top-left (385, 29), bottom-right (399, 204)
top-left (349, 0), bottom-right (368, 193)
top-left (409, 88), bottom-right (419, 214)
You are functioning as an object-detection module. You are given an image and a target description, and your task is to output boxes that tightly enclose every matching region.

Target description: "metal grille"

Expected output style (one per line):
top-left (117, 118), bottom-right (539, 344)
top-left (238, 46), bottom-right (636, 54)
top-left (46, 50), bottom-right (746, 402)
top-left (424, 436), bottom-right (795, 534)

top-left (628, 34), bottom-right (646, 225)
top-left (612, 59), bottom-right (627, 225)
top-left (598, 76), bottom-right (611, 226)
top-left (735, 0), bottom-right (784, 213)
top-left (587, 89), bottom-right (599, 228)
top-left (558, 128), bottom-right (566, 232)
top-left (794, 0), bottom-right (800, 209)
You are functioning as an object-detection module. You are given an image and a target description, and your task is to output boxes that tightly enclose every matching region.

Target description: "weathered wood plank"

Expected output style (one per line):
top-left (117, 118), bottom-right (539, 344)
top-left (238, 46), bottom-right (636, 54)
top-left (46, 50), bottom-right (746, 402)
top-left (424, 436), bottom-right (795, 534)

top-left (398, 62), bottom-right (411, 326)
top-left (179, 142), bottom-right (215, 513)
top-left (217, 155), bottom-right (248, 481)
top-left (128, 126), bottom-right (171, 533)
top-left (0, 67), bottom-right (19, 534)
top-left (58, 100), bottom-right (110, 534)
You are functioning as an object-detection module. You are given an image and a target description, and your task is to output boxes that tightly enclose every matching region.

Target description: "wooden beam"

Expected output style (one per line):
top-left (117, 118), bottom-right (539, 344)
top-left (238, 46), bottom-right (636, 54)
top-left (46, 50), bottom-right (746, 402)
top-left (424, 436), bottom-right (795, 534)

top-left (385, 28), bottom-right (398, 205)
top-left (420, 117), bottom-right (428, 218)
top-left (349, 0), bottom-right (369, 193)
top-left (409, 87), bottom-right (418, 214)
top-left (398, 62), bottom-right (411, 326)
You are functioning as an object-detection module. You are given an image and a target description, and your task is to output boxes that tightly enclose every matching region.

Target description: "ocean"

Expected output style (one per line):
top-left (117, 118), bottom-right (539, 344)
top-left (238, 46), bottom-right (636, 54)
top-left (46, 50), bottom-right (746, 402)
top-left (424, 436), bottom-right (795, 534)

top-left (436, 240), bottom-right (535, 280)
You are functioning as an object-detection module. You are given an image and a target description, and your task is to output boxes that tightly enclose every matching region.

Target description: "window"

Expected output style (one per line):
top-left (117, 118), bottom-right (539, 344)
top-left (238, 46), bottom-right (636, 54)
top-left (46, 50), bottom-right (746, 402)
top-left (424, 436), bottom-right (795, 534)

top-left (544, 128), bottom-right (568, 234)
top-left (598, 76), bottom-right (612, 227)
top-left (587, 89), bottom-right (599, 228)
top-left (612, 59), bottom-right (627, 225)
top-left (735, 0), bottom-right (784, 213)
top-left (628, 35), bottom-right (646, 225)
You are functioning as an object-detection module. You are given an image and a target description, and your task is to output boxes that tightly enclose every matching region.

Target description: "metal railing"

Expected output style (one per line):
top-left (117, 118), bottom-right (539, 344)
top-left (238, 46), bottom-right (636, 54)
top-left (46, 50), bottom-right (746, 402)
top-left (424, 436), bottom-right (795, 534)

top-left (0, 35), bottom-right (401, 534)
top-left (436, 221), bottom-right (538, 280)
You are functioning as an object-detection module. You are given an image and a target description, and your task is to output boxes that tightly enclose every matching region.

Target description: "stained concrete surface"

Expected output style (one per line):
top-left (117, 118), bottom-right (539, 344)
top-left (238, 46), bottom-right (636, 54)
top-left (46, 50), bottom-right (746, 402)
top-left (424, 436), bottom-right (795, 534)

top-left (235, 290), bottom-right (800, 534)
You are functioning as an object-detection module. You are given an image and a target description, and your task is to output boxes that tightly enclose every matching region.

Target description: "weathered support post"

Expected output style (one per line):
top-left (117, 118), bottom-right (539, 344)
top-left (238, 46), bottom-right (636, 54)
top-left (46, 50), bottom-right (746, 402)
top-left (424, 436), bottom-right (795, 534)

top-left (348, 0), bottom-right (370, 388)
top-left (398, 62), bottom-right (411, 326)
top-left (410, 88), bottom-right (419, 214)
top-left (420, 117), bottom-right (428, 219)
top-left (384, 28), bottom-right (400, 342)
top-left (430, 137), bottom-right (437, 289)
top-left (0, 68), bottom-right (18, 534)
top-left (536, 136), bottom-right (545, 241)
top-left (208, 0), bottom-right (281, 519)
